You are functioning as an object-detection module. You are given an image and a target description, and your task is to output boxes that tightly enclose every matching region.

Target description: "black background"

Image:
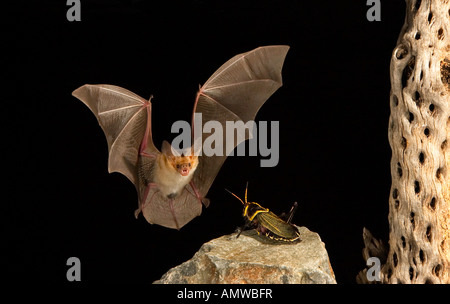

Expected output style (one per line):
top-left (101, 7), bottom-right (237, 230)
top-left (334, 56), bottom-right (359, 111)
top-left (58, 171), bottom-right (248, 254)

top-left (3, 0), bottom-right (405, 284)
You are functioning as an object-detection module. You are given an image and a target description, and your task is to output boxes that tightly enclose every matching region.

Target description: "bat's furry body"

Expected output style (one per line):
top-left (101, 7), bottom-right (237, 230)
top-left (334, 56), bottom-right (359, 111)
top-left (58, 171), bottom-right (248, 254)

top-left (154, 153), bottom-right (198, 199)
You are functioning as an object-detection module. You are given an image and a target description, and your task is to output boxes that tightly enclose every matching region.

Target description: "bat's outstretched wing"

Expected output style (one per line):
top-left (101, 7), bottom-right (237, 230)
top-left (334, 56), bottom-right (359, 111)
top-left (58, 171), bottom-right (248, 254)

top-left (72, 84), bottom-right (158, 187)
top-left (191, 45), bottom-right (290, 199)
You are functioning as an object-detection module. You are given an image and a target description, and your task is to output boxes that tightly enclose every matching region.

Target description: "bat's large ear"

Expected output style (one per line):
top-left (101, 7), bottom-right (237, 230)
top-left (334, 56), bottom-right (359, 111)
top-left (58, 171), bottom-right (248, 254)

top-left (191, 136), bottom-right (202, 157)
top-left (161, 140), bottom-right (181, 157)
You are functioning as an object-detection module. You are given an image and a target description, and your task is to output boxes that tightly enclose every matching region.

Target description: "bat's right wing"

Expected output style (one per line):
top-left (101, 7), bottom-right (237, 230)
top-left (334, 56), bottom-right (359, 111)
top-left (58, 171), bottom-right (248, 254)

top-left (72, 84), bottom-right (158, 187)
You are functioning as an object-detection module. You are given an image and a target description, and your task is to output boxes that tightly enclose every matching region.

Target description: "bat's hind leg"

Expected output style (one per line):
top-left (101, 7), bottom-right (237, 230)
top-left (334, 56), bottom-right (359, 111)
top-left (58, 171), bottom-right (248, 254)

top-left (168, 199), bottom-right (180, 230)
top-left (134, 182), bottom-right (158, 218)
top-left (189, 181), bottom-right (210, 207)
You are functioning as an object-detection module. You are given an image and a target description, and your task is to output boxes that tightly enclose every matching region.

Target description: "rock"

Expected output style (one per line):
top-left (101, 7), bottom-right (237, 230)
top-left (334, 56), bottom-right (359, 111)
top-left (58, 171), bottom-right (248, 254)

top-left (154, 226), bottom-right (336, 284)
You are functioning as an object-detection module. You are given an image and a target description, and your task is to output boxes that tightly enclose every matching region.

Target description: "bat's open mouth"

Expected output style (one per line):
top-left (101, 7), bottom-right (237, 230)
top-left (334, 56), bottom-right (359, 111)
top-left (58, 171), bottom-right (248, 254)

top-left (180, 169), bottom-right (189, 176)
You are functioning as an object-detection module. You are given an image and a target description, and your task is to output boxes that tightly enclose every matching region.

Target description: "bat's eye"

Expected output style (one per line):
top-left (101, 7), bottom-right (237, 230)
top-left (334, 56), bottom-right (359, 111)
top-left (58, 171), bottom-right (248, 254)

top-left (176, 164), bottom-right (180, 169)
top-left (188, 163), bottom-right (191, 167)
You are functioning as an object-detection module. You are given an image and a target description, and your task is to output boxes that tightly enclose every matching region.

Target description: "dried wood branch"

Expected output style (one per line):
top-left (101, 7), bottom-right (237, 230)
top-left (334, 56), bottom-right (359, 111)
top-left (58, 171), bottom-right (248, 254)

top-left (360, 0), bottom-right (450, 284)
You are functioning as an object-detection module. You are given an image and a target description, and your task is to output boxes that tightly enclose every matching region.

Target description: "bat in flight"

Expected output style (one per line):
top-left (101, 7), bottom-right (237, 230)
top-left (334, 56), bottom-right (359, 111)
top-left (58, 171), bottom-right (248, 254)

top-left (72, 45), bottom-right (289, 230)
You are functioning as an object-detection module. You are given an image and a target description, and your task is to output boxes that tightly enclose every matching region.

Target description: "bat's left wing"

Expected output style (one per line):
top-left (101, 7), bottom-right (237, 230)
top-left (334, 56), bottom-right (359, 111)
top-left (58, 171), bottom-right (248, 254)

top-left (190, 45), bottom-right (290, 201)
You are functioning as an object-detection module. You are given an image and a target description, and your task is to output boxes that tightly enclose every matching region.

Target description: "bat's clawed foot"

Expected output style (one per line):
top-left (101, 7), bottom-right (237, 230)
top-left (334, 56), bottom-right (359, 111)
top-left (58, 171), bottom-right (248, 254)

top-left (201, 197), bottom-right (210, 208)
top-left (134, 207), bottom-right (142, 219)
top-left (188, 181), bottom-right (208, 207)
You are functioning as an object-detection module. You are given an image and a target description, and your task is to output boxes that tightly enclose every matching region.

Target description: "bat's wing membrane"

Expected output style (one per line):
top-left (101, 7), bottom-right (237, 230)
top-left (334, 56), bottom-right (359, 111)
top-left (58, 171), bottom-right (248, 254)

top-left (191, 45), bottom-right (290, 198)
top-left (141, 185), bottom-right (202, 230)
top-left (72, 84), bottom-right (158, 186)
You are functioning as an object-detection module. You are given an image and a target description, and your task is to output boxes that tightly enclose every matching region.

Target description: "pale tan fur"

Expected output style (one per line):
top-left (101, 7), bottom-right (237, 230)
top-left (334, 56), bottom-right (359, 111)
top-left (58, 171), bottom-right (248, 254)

top-left (153, 153), bottom-right (198, 198)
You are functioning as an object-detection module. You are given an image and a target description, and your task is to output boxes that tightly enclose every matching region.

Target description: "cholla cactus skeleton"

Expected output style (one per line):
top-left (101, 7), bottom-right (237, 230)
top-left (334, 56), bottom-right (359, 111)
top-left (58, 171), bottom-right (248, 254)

top-left (361, 0), bottom-right (450, 284)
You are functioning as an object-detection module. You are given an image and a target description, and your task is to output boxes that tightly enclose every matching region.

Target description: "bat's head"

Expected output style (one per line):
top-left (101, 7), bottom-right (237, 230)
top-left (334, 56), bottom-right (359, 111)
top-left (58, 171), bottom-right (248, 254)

top-left (162, 140), bottom-right (199, 176)
top-left (170, 155), bottom-right (199, 176)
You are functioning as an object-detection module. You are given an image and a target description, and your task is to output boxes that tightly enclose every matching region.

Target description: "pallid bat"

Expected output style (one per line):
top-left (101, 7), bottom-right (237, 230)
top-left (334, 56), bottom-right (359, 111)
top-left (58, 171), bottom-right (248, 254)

top-left (72, 45), bottom-right (289, 229)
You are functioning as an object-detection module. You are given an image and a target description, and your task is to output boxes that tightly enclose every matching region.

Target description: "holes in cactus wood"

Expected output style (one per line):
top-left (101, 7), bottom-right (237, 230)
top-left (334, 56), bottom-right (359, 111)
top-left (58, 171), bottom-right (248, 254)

top-left (414, 180), bottom-right (420, 194)
top-left (428, 103), bottom-right (435, 113)
top-left (442, 139), bottom-right (448, 150)
top-left (397, 162), bottom-right (403, 178)
top-left (393, 252), bottom-right (398, 267)
top-left (433, 264), bottom-right (442, 277)
top-left (419, 249), bottom-right (425, 263)
top-left (395, 199), bottom-right (400, 209)
top-left (392, 94), bottom-right (399, 107)
top-left (436, 167), bottom-right (444, 180)
top-left (395, 44), bottom-right (408, 60)
top-left (413, 91), bottom-right (422, 106)
top-left (392, 188), bottom-right (399, 199)
top-left (408, 111), bottom-right (414, 123)
top-left (387, 268), bottom-right (393, 279)
top-left (401, 136), bottom-right (407, 149)
top-left (409, 267), bottom-right (414, 281)
top-left (415, 32), bottom-right (421, 40)
top-left (401, 236), bottom-right (406, 248)
top-left (441, 58), bottom-right (450, 86)
top-left (419, 152), bottom-right (425, 164)
top-left (428, 12), bottom-right (433, 23)
top-left (424, 127), bottom-right (430, 137)
top-left (402, 57), bottom-right (415, 88)
top-left (414, 0), bottom-right (421, 12)
top-left (426, 226), bottom-right (432, 242)
top-left (410, 212), bottom-right (415, 229)
top-left (429, 197), bottom-right (436, 211)
top-left (437, 28), bottom-right (444, 40)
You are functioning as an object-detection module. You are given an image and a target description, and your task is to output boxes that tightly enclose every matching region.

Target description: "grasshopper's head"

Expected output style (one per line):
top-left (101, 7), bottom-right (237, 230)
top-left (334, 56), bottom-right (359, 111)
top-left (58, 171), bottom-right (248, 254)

top-left (226, 183), bottom-right (266, 220)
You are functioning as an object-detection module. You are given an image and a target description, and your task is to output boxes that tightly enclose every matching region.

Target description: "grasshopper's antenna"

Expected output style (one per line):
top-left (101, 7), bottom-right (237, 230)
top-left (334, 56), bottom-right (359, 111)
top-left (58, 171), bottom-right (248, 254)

top-left (244, 182), bottom-right (249, 204)
top-left (225, 188), bottom-right (245, 205)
